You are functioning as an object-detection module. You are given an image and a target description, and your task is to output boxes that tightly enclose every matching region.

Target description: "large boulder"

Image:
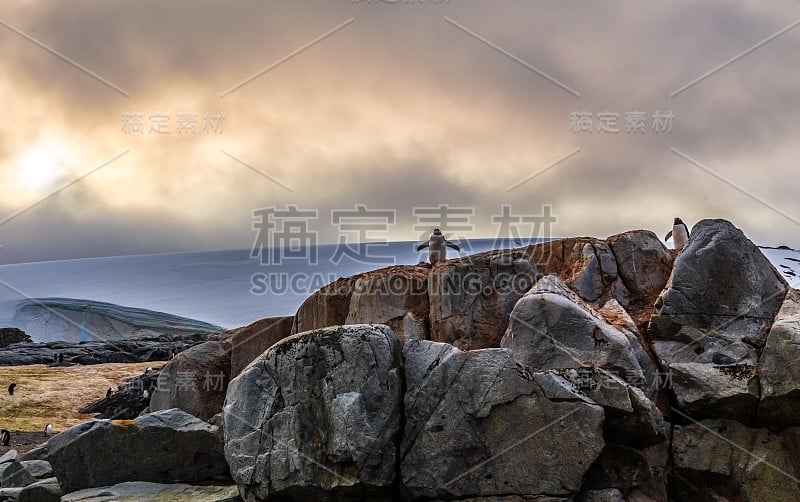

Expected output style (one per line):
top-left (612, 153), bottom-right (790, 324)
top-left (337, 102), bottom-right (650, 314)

top-left (672, 419), bottom-right (800, 501)
top-left (401, 340), bottom-right (605, 500)
top-left (16, 477), bottom-right (62, 502)
top-left (149, 337), bottom-right (232, 421)
top-left (428, 249), bottom-right (536, 349)
top-left (650, 219), bottom-right (788, 366)
top-left (501, 276), bottom-right (653, 398)
top-left (47, 409), bottom-right (228, 493)
top-left (293, 266), bottom-right (429, 342)
top-left (230, 316), bottom-right (294, 379)
top-left (757, 289), bottom-right (800, 427)
top-left (606, 230), bottom-right (673, 300)
top-left (223, 324), bottom-right (402, 501)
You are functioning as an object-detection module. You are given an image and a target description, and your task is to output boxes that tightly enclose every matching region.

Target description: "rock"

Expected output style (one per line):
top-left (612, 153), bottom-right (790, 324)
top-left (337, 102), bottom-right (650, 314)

top-left (1, 460), bottom-right (38, 488)
top-left (526, 238), bottom-right (630, 307)
top-left (47, 409), bottom-right (229, 493)
top-left (672, 419), bottom-right (800, 501)
top-left (60, 482), bottom-right (240, 502)
top-left (16, 477), bottom-right (61, 502)
top-left (230, 316), bottom-right (294, 379)
top-left (0, 328), bottom-right (30, 348)
top-left (650, 219), bottom-right (788, 367)
top-left (606, 231), bottom-right (673, 300)
top-left (150, 337), bottom-right (232, 421)
top-left (80, 370), bottom-right (160, 420)
top-left (757, 289), bottom-right (800, 427)
top-left (582, 445), bottom-right (654, 495)
top-left (669, 362), bottom-right (759, 423)
top-left (428, 249), bottom-right (536, 349)
top-left (401, 340), bottom-right (605, 500)
top-left (223, 324), bottom-right (402, 501)
top-left (579, 489), bottom-right (625, 502)
top-left (0, 487), bottom-right (23, 500)
top-left (0, 333), bottom-right (213, 367)
top-left (294, 265), bottom-right (429, 343)
top-left (0, 451), bottom-right (19, 466)
top-left (501, 276), bottom-right (652, 397)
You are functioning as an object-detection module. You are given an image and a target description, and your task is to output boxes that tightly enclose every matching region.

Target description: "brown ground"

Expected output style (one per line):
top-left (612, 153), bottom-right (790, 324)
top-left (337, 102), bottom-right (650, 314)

top-left (0, 362), bottom-right (161, 453)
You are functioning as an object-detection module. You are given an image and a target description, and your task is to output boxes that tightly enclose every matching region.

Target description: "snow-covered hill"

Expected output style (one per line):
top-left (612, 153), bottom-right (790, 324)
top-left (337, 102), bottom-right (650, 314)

top-left (0, 239), bottom-right (796, 342)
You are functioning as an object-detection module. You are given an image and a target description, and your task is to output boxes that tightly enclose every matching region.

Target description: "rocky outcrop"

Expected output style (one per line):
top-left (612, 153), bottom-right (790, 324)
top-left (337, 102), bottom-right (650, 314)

top-left (0, 333), bottom-right (212, 367)
top-left (649, 219), bottom-right (790, 423)
top-left (294, 266), bottom-right (429, 342)
top-left (672, 419), bottom-right (800, 500)
top-left (150, 336), bottom-right (232, 421)
top-left (501, 276), bottom-right (655, 398)
top-left (757, 289), bottom-right (800, 427)
top-left (16, 477), bottom-right (62, 502)
top-left (223, 324), bottom-right (402, 501)
top-left (650, 219), bottom-right (788, 366)
top-left (0, 327), bottom-right (30, 348)
top-left (0, 459), bottom-right (51, 488)
top-left (47, 409), bottom-right (229, 493)
top-left (230, 316), bottom-right (294, 378)
top-left (80, 369), bottom-right (160, 420)
top-left (606, 230), bottom-right (673, 300)
top-left (60, 482), bottom-right (239, 502)
top-left (401, 340), bottom-right (605, 499)
top-left (428, 249), bottom-right (536, 349)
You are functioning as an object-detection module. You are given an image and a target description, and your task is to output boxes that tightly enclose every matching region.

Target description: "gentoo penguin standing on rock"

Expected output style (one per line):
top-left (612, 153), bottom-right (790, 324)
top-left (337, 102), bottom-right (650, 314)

top-left (417, 228), bottom-right (461, 265)
top-left (1, 429), bottom-right (9, 446)
top-left (664, 217), bottom-right (690, 251)
top-left (44, 423), bottom-right (52, 436)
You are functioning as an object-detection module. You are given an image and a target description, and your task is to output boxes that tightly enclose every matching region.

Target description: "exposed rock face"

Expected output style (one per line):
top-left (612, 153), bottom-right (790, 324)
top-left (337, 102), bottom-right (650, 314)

top-left (60, 482), bottom-right (239, 502)
top-left (150, 337), bottom-right (232, 421)
top-left (0, 333), bottom-right (211, 367)
top-left (757, 289), bottom-right (800, 427)
top-left (294, 266), bottom-right (429, 342)
top-left (47, 409), bottom-right (228, 493)
top-left (650, 219), bottom-right (788, 366)
top-left (401, 340), bottom-right (605, 500)
top-left (606, 231), bottom-right (673, 300)
top-left (501, 276), bottom-right (654, 398)
top-left (230, 316), bottom-right (294, 379)
top-left (80, 369), bottom-right (160, 420)
top-left (672, 419), bottom-right (800, 501)
top-left (0, 327), bottom-right (30, 348)
top-left (223, 324), bottom-right (402, 501)
top-left (428, 249), bottom-right (536, 349)
top-left (649, 219), bottom-right (790, 423)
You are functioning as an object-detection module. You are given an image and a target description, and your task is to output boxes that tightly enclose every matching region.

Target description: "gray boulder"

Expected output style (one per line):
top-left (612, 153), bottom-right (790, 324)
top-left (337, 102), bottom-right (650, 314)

top-left (223, 324), bottom-right (402, 501)
top-left (47, 408), bottom-right (228, 493)
top-left (401, 340), bottom-right (605, 499)
top-left (428, 249), bottom-right (536, 349)
top-left (16, 477), bottom-right (62, 502)
top-left (757, 289), bottom-right (800, 427)
top-left (150, 337), bottom-right (232, 421)
top-left (1, 460), bottom-right (37, 488)
top-left (230, 316), bottom-right (294, 379)
top-left (501, 276), bottom-right (652, 397)
top-left (650, 219), bottom-right (788, 366)
top-left (672, 419), bottom-right (800, 501)
top-left (606, 230), bottom-right (673, 299)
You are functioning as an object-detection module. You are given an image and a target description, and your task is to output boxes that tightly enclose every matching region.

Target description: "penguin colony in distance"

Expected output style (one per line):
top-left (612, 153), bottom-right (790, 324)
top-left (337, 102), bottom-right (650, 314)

top-left (1, 429), bottom-right (9, 446)
top-left (7, 383), bottom-right (16, 396)
top-left (417, 229), bottom-right (461, 265)
top-left (664, 217), bottom-right (690, 251)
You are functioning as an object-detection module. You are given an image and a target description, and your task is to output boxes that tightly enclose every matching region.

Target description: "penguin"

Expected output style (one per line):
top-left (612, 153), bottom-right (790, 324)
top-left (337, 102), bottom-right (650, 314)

top-left (664, 217), bottom-right (690, 251)
top-left (57, 353), bottom-right (64, 363)
top-left (7, 383), bottom-right (16, 396)
top-left (44, 423), bottom-right (52, 436)
top-left (416, 228), bottom-right (461, 265)
top-left (106, 388), bottom-right (113, 399)
top-left (142, 389), bottom-right (149, 399)
top-left (145, 367), bottom-right (153, 374)
top-left (1, 429), bottom-right (9, 446)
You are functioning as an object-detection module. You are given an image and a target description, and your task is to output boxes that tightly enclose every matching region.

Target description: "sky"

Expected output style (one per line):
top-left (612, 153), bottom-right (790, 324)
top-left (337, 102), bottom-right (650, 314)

top-left (1, 0), bottom-right (799, 264)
